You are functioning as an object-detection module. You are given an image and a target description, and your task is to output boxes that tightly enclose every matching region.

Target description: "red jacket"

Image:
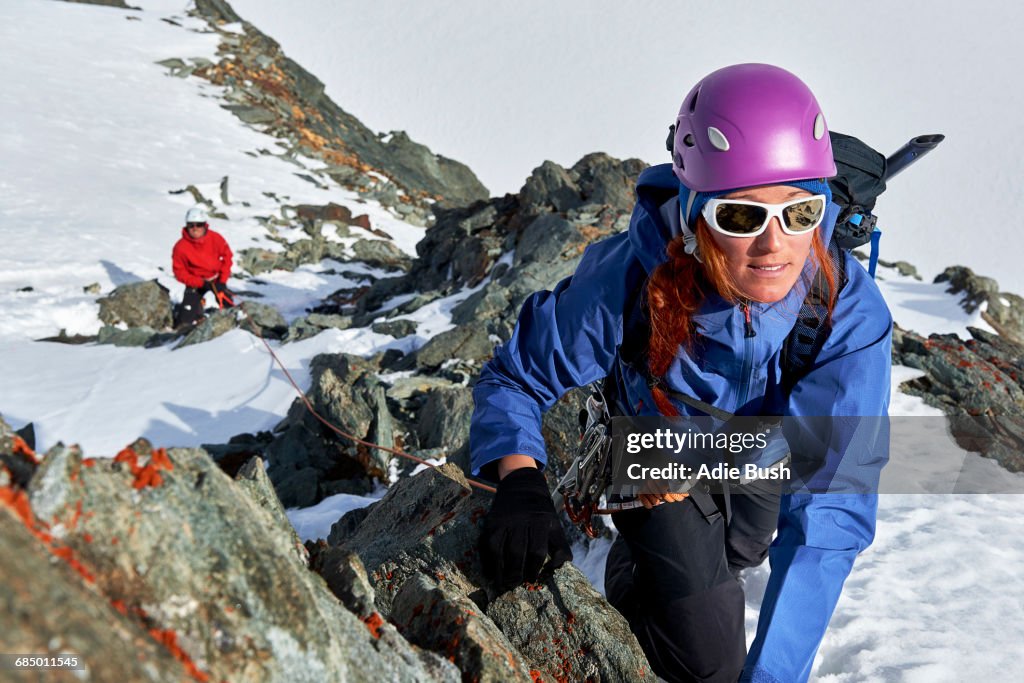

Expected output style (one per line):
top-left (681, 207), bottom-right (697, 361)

top-left (172, 228), bottom-right (233, 288)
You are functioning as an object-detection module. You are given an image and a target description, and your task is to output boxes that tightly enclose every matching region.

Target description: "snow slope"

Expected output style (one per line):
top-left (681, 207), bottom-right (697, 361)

top-left (1, 2), bottom-right (1022, 681)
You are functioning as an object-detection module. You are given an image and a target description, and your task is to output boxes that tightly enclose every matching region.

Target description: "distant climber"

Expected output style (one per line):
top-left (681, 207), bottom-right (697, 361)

top-left (172, 207), bottom-right (235, 330)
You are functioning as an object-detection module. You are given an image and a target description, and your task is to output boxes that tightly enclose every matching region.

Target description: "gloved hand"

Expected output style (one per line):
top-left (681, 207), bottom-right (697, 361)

top-left (209, 280), bottom-right (235, 308)
top-left (479, 467), bottom-right (572, 593)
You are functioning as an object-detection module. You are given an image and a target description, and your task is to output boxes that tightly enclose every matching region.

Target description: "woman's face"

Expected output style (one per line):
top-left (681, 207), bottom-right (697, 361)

top-left (705, 184), bottom-right (817, 303)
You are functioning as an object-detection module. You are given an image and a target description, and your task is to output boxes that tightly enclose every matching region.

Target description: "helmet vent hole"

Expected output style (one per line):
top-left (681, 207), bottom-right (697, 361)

top-left (675, 152), bottom-right (685, 170)
top-left (683, 133), bottom-right (695, 148)
top-left (689, 88), bottom-right (700, 113)
top-left (813, 113), bottom-right (826, 140)
top-left (707, 127), bottom-right (730, 152)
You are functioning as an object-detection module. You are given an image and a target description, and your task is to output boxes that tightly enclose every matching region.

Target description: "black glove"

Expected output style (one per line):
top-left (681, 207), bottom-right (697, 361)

top-left (479, 467), bottom-right (572, 593)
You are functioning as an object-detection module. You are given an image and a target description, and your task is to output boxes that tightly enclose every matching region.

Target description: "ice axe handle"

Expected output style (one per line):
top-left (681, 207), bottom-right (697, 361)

top-left (884, 134), bottom-right (945, 181)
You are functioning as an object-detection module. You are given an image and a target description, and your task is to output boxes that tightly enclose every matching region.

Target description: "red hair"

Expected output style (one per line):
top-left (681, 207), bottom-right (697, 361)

top-left (645, 219), bottom-right (837, 416)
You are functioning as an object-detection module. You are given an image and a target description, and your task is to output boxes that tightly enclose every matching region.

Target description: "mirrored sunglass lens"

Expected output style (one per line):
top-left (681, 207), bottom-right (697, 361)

top-left (782, 198), bottom-right (825, 232)
top-left (715, 203), bottom-right (768, 234)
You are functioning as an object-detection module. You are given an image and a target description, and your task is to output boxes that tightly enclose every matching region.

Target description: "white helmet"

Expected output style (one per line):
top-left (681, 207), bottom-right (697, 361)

top-left (185, 206), bottom-right (208, 224)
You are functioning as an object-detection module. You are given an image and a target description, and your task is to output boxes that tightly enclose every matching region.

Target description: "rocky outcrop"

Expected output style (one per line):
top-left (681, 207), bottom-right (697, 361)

top-left (264, 353), bottom-right (390, 508)
top-left (1, 417), bottom-right (653, 682)
top-left (324, 463), bottom-right (655, 682)
top-left (188, 0), bottom-right (488, 214)
top-left (0, 425), bottom-right (462, 682)
top-left (341, 153), bottom-right (642, 354)
top-left (1, 505), bottom-right (195, 682)
top-left (936, 266), bottom-right (1024, 344)
top-left (892, 324), bottom-right (1024, 471)
top-left (97, 280), bottom-right (173, 330)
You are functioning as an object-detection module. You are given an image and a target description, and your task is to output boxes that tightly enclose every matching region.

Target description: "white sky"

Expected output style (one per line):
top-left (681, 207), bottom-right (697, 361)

top-left (231, 0), bottom-right (1024, 292)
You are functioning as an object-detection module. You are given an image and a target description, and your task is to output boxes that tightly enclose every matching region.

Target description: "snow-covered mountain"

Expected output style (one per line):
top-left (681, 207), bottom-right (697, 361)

top-left (1, 1), bottom-right (1022, 681)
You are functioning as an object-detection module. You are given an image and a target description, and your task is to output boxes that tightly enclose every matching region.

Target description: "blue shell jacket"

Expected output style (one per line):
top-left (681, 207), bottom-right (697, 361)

top-left (470, 163), bottom-right (892, 683)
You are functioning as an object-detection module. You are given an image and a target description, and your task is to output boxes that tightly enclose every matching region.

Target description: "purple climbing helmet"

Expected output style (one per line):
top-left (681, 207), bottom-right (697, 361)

top-left (671, 63), bottom-right (837, 192)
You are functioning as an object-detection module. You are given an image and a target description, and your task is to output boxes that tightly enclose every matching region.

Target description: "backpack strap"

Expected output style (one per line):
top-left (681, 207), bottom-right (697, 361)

top-left (780, 240), bottom-right (849, 392)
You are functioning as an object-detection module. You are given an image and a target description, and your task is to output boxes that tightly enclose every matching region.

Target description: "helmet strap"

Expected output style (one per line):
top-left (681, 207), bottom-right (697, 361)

top-left (680, 190), bottom-right (703, 263)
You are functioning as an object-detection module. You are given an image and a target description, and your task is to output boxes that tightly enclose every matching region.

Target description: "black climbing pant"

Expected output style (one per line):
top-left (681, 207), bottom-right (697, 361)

top-left (605, 477), bottom-right (782, 683)
top-left (176, 281), bottom-right (235, 328)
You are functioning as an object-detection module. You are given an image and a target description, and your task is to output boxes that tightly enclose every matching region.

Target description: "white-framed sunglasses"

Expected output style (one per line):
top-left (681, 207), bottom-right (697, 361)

top-left (701, 194), bottom-right (827, 237)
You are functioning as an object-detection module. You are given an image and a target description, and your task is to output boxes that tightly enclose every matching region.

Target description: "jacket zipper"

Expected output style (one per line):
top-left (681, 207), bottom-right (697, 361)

top-left (738, 301), bottom-right (756, 408)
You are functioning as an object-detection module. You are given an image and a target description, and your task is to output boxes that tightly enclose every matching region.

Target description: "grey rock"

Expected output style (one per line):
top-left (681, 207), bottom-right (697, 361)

top-left (935, 266), bottom-right (999, 313)
top-left (1, 506), bottom-right (193, 683)
top-left (451, 285), bottom-right (511, 326)
top-left (83, 282), bottom-right (101, 294)
top-left (392, 292), bottom-right (442, 316)
top-left (416, 324), bottom-right (495, 369)
top-left (306, 313), bottom-right (353, 329)
top-left (283, 318), bottom-right (323, 343)
top-left (285, 238), bottom-right (326, 265)
top-left (330, 464), bottom-right (653, 681)
top-left (221, 104), bottom-right (276, 125)
top-left (392, 573), bottom-right (536, 683)
top-left (83, 0), bottom-right (138, 8)
top-left (327, 464), bottom-right (487, 615)
top-left (381, 131), bottom-right (489, 207)
top-left (292, 202), bottom-right (354, 223)
top-left (372, 319), bottom-right (419, 338)
top-left (877, 259), bottom-right (920, 279)
top-left (514, 213), bottom-right (577, 268)
top-left (239, 247), bottom-right (293, 275)
top-left (386, 375), bottom-right (459, 401)
top-left (265, 353), bottom-right (386, 506)
top-left (97, 279), bottom-right (173, 330)
top-left (311, 546), bottom-right (377, 618)
top-left (194, 0), bottom-right (243, 23)
top-left (570, 152), bottom-right (647, 210)
top-left (520, 160), bottom-right (582, 213)
top-left (240, 301), bottom-right (287, 335)
top-left (892, 324), bottom-right (1024, 471)
top-left (175, 309), bottom-right (238, 348)
top-left (486, 568), bottom-right (656, 682)
top-left (235, 456), bottom-right (308, 567)
top-left (368, 383), bottom-right (396, 476)
top-left (284, 313), bottom-right (353, 343)
top-left (270, 466), bottom-right (325, 509)
top-left (352, 239), bottom-right (412, 272)
top-left (417, 387), bottom-right (474, 469)
top-left (97, 324), bottom-right (158, 347)
top-left (936, 266), bottom-right (1024, 344)
top-left (355, 276), bottom-right (413, 317)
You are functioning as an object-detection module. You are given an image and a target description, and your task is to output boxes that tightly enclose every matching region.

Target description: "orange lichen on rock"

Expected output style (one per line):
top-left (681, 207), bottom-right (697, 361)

top-left (12, 435), bottom-right (39, 464)
top-left (50, 546), bottom-right (95, 583)
top-left (114, 446), bottom-right (174, 489)
top-left (0, 485), bottom-right (38, 531)
top-left (148, 628), bottom-right (210, 682)
top-left (0, 484), bottom-right (99, 585)
top-left (362, 612), bottom-right (385, 639)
